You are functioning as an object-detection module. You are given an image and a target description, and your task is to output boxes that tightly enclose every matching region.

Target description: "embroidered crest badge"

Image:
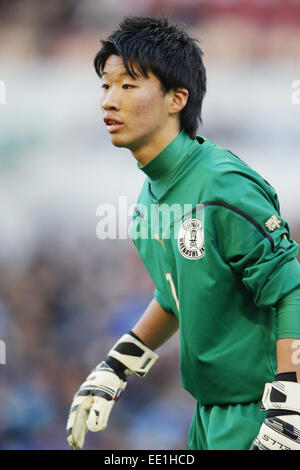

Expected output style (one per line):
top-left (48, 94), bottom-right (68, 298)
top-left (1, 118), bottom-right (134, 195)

top-left (177, 218), bottom-right (205, 259)
top-left (265, 215), bottom-right (282, 232)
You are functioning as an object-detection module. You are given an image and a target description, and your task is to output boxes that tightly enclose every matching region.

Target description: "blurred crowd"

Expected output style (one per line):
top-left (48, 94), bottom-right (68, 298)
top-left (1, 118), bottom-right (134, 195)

top-left (1, 0), bottom-right (300, 60)
top-left (0, 0), bottom-right (300, 451)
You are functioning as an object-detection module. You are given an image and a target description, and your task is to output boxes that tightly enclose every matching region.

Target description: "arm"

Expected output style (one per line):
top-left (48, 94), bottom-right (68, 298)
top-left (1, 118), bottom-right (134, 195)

top-left (132, 297), bottom-right (179, 350)
top-left (277, 338), bottom-right (300, 382)
top-left (276, 286), bottom-right (300, 382)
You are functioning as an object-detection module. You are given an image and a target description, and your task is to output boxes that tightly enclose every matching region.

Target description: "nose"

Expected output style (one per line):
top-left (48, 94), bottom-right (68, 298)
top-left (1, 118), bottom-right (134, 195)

top-left (101, 87), bottom-right (121, 111)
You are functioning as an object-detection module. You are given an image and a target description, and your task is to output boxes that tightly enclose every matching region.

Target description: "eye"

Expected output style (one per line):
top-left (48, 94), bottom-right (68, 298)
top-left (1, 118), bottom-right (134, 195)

top-left (122, 84), bottom-right (135, 89)
top-left (101, 84), bottom-right (109, 90)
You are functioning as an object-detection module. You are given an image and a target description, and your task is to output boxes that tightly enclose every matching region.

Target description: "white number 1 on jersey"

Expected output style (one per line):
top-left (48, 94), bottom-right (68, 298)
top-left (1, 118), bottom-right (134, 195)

top-left (165, 272), bottom-right (179, 313)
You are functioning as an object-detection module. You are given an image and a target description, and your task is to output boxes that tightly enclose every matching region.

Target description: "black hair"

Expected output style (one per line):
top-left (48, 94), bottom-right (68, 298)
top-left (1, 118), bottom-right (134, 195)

top-left (94, 16), bottom-right (206, 139)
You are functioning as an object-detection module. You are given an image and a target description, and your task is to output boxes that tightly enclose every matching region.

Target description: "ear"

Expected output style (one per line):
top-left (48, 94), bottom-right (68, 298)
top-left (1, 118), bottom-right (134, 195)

top-left (168, 88), bottom-right (189, 115)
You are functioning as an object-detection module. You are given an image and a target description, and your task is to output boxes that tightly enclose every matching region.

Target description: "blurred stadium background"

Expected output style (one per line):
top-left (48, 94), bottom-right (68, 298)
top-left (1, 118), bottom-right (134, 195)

top-left (0, 0), bottom-right (299, 450)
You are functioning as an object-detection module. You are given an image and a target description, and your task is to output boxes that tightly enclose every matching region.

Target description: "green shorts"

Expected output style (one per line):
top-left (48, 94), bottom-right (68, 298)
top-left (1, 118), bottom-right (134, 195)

top-left (188, 401), bottom-right (267, 450)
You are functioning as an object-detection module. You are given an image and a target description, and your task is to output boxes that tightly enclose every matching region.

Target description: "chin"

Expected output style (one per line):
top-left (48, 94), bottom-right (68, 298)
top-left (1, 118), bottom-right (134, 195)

top-left (110, 140), bottom-right (125, 149)
top-left (110, 134), bottom-right (134, 150)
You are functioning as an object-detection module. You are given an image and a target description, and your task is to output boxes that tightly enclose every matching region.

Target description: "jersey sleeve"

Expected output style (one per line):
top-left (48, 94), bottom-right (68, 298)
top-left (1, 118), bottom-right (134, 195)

top-left (206, 169), bottom-right (300, 309)
top-left (276, 287), bottom-right (300, 339)
top-left (154, 287), bottom-right (175, 314)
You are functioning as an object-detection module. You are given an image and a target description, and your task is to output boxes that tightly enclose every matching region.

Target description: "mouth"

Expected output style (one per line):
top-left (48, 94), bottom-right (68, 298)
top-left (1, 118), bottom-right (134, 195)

top-left (104, 118), bottom-right (124, 133)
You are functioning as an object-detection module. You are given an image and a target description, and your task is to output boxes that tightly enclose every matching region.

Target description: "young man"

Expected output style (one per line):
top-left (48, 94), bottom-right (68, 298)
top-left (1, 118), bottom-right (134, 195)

top-left (66, 17), bottom-right (300, 450)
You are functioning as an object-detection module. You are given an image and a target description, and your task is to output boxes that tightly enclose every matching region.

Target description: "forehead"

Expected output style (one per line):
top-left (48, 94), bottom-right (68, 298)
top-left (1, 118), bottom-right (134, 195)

top-left (102, 54), bottom-right (159, 85)
top-left (102, 55), bottom-right (129, 76)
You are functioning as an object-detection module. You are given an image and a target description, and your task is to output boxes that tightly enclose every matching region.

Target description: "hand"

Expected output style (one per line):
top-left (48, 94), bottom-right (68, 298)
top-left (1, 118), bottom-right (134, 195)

top-left (66, 332), bottom-right (158, 449)
top-left (250, 379), bottom-right (300, 450)
top-left (66, 361), bottom-right (127, 449)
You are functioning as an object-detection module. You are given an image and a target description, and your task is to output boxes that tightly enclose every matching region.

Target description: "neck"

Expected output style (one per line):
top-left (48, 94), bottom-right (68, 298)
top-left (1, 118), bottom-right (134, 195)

top-left (131, 123), bottom-right (181, 167)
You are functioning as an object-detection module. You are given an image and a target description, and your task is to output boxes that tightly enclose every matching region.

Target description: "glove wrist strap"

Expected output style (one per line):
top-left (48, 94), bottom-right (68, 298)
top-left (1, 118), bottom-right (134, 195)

top-left (261, 380), bottom-right (300, 414)
top-left (107, 332), bottom-right (159, 377)
top-left (275, 372), bottom-right (297, 383)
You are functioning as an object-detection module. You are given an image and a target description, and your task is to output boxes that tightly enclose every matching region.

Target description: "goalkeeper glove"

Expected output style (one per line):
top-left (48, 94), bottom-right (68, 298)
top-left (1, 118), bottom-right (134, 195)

top-left (250, 372), bottom-right (300, 450)
top-left (66, 331), bottom-right (158, 449)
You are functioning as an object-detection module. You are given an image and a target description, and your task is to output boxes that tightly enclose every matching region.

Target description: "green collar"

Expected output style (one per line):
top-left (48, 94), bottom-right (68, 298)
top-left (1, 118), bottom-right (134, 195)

top-left (138, 131), bottom-right (197, 198)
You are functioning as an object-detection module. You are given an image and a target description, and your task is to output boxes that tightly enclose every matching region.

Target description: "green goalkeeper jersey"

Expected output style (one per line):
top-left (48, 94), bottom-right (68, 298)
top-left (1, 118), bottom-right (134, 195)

top-left (130, 131), bottom-right (300, 406)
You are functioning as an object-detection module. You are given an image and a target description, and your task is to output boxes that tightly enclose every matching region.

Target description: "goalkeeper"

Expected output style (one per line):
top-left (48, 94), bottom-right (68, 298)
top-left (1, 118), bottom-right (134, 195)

top-left (66, 16), bottom-right (300, 450)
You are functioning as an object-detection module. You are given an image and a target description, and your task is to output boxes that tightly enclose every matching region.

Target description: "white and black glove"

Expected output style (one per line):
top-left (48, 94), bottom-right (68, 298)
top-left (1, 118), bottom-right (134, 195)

top-left (66, 331), bottom-right (158, 449)
top-left (250, 372), bottom-right (300, 450)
